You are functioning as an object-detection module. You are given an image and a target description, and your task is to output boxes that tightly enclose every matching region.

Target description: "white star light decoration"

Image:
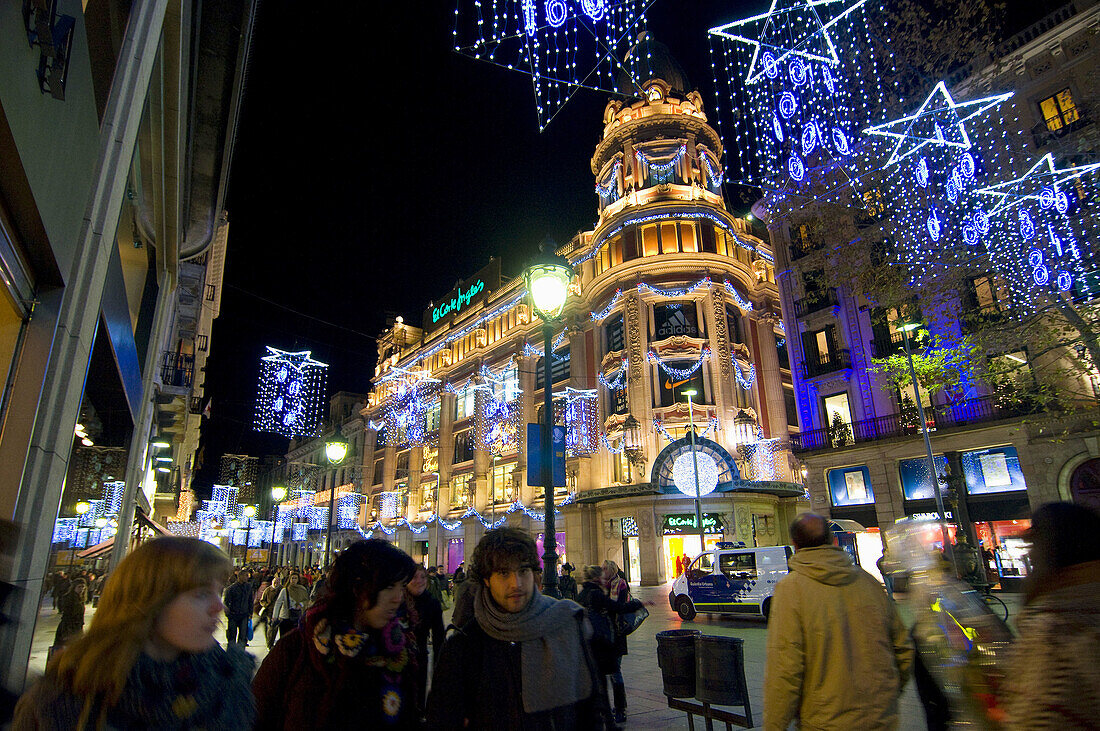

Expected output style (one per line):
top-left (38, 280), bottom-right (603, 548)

top-left (452, 0), bottom-right (655, 130)
top-left (975, 153), bottom-right (1100, 215)
top-left (864, 81), bottom-right (1013, 167)
top-left (254, 347), bottom-right (329, 438)
top-left (672, 450), bottom-right (720, 498)
top-left (708, 0), bottom-right (868, 85)
top-left (975, 153), bottom-right (1100, 302)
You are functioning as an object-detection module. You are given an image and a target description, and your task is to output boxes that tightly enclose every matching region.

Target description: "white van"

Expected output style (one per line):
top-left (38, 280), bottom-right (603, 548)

top-left (669, 542), bottom-right (792, 620)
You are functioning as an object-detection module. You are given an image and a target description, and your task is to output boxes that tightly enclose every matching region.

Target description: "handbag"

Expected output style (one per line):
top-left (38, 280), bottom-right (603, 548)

top-left (247, 617), bottom-right (254, 641)
top-left (618, 603), bottom-right (649, 636)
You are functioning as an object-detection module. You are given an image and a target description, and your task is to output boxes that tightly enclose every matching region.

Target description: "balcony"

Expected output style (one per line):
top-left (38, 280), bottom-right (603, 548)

top-left (791, 396), bottom-right (1039, 453)
top-left (870, 330), bottom-right (905, 358)
top-left (161, 353), bottom-right (194, 391)
top-left (801, 348), bottom-right (851, 379)
top-left (793, 289), bottom-right (839, 318)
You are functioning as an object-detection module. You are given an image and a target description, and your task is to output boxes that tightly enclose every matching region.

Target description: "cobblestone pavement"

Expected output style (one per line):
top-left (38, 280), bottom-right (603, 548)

top-left (26, 585), bottom-right (1023, 729)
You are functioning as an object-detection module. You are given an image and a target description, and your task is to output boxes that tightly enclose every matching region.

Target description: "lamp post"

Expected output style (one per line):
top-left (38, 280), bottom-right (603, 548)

top-left (242, 505), bottom-right (257, 564)
top-left (523, 248), bottom-right (573, 599)
top-left (899, 322), bottom-right (954, 562)
top-left (269, 486), bottom-right (286, 568)
top-left (230, 519), bottom-right (241, 563)
top-left (622, 414), bottom-right (643, 483)
top-left (324, 437), bottom-right (349, 570)
top-left (681, 390), bottom-right (706, 553)
top-left (70, 501), bottom-right (91, 569)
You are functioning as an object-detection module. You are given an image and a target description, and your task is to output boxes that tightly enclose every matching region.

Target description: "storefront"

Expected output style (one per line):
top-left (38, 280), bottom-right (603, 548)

top-left (973, 519), bottom-right (1030, 589)
top-left (661, 513), bottom-right (724, 580)
top-left (826, 464), bottom-right (878, 529)
top-left (446, 537), bottom-right (464, 574)
top-left (536, 531), bottom-right (567, 571)
top-left (621, 517), bottom-right (640, 585)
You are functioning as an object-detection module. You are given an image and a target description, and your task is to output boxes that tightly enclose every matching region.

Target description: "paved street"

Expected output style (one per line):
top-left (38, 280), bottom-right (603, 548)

top-left (26, 583), bottom-right (1023, 729)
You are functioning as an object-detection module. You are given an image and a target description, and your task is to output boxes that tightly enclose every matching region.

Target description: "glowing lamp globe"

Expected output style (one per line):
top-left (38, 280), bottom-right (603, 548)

top-left (523, 256), bottom-right (573, 321)
top-left (243, 505), bottom-right (257, 518)
top-left (672, 450), bottom-right (720, 498)
top-left (75, 501), bottom-right (91, 515)
top-left (325, 439), bottom-right (348, 465)
top-left (271, 486), bottom-right (287, 502)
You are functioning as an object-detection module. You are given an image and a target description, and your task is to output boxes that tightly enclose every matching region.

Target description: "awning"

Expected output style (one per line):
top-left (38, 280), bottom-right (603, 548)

top-left (78, 539), bottom-right (115, 560)
top-left (136, 511), bottom-right (173, 537)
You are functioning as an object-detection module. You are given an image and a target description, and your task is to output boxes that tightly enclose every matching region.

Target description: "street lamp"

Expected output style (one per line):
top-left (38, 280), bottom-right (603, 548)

top-left (622, 414), bottom-right (644, 483)
top-left (681, 389), bottom-right (707, 554)
top-left (230, 518), bottom-right (241, 563)
top-left (324, 436), bottom-right (349, 570)
top-left (69, 502), bottom-right (91, 569)
top-left (523, 247), bottom-right (573, 599)
top-left (243, 505), bottom-right (257, 564)
top-left (898, 322), bottom-right (954, 561)
top-left (269, 486), bottom-right (286, 568)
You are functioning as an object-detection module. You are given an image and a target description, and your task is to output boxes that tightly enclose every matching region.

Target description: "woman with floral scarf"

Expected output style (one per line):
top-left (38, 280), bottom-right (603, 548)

top-left (253, 539), bottom-right (419, 729)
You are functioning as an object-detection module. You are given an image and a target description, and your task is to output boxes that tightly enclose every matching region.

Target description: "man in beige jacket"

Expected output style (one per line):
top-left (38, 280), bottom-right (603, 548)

top-left (763, 513), bottom-right (913, 731)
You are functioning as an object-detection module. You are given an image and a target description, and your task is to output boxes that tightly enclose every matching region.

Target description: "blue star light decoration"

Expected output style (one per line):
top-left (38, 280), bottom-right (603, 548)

top-left (452, 0), bottom-right (655, 130)
top-left (866, 80), bottom-right (1013, 279)
top-left (707, 0), bottom-right (895, 211)
top-left (864, 81), bottom-right (1013, 167)
top-left (253, 347), bottom-right (329, 438)
top-left (975, 153), bottom-right (1100, 303)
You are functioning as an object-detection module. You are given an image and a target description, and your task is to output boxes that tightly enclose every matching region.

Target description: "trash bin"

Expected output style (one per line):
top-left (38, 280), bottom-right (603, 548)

top-left (695, 635), bottom-right (747, 706)
top-left (656, 629), bottom-right (700, 698)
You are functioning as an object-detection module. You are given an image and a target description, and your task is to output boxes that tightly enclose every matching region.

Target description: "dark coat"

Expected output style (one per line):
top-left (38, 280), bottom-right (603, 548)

top-left (223, 581), bottom-right (253, 617)
top-left (426, 617), bottom-right (609, 730)
top-left (578, 580), bottom-right (636, 658)
top-left (252, 627), bottom-right (420, 730)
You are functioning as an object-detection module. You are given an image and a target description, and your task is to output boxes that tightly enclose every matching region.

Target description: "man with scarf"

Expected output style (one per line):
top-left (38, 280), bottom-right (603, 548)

top-left (426, 527), bottom-right (611, 729)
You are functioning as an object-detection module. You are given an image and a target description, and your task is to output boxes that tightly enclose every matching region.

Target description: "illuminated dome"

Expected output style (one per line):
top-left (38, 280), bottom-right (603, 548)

top-left (616, 33), bottom-right (690, 97)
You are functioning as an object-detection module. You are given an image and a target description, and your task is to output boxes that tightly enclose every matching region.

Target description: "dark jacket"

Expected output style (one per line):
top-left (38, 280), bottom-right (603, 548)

top-left (577, 581), bottom-right (638, 664)
top-left (426, 617), bottom-right (608, 730)
top-left (253, 627), bottom-right (419, 730)
top-left (559, 574), bottom-right (578, 601)
top-left (410, 592), bottom-right (445, 660)
top-left (223, 581), bottom-right (253, 617)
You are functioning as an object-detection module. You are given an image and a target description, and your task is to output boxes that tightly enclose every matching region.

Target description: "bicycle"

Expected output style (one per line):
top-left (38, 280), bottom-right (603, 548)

top-left (972, 582), bottom-right (1009, 622)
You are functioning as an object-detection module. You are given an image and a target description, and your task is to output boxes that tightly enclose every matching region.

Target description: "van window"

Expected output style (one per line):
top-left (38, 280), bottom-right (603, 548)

top-left (688, 553), bottom-right (713, 578)
top-left (719, 552), bottom-right (757, 579)
top-left (759, 551), bottom-right (783, 569)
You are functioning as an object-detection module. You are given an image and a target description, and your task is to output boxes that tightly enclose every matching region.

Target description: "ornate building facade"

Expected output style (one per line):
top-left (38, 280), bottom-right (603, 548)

top-left (362, 39), bottom-right (807, 586)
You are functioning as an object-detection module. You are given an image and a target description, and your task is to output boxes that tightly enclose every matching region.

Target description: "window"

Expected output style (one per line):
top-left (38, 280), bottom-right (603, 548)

top-left (972, 274), bottom-right (1011, 313)
top-left (726, 305), bottom-right (743, 344)
top-left (679, 222), bottom-right (697, 252)
top-left (372, 457), bottom-right (383, 486)
top-left (657, 360), bottom-right (707, 407)
top-left (653, 302), bottom-right (700, 339)
top-left (991, 350), bottom-right (1032, 390)
top-left (456, 385), bottom-right (476, 420)
top-left (501, 362), bottom-right (520, 401)
top-left (535, 347), bottom-right (570, 389)
top-left (451, 472), bottom-right (472, 508)
top-left (395, 451), bottom-right (410, 479)
top-left (609, 384), bottom-right (628, 415)
top-left (688, 553), bottom-right (713, 577)
top-left (610, 440), bottom-right (630, 483)
top-left (660, 223), bottom-right (678, 253)
top-left (622, 228), bottom-right (640, 261)
top-left (453, 430), bottom-right (474, 464)
top-left (426, 398), bottom-right (442, 433)
top-left (1040, 88), bottom-right (1080, 132)
top-left (777, 338), bottom-right (790, 370)
top-left (605, 314), bottom-right (624, 353)
top-left (719, 552), bottom-right (757, 580)
top-left (862, 188), bottom-right (885, 217)
top-left (422, 446), bottom-right (439, 474)
top-left (642, 226), bottom-right (659, 257)
top-left (828, 466), bottom-right (874, 506)
top-left (699, 224), bottom-right (717, 253)
top-left (823, 392), bottom-right (852, 426)
top-left (490, 461), bottom-right (515, 503)
top-left (899, 455), bottom-right (949, 501)
top-left (784, 387), bottom-right (798, 427)
top-left (961, 446), bottom-right (1027, 494)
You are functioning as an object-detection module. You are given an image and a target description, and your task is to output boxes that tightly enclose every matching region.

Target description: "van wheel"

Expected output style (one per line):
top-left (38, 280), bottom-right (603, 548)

top-left (762, 598), bottom-right (772, 622)
top-left (677, 597), bottom-right (697, 621)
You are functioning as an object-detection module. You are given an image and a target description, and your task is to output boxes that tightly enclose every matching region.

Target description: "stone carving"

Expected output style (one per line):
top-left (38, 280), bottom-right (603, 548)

top-left (636, 511), bottom-right (654, 539)
top-left (626, 292), bottom-right (644, 383)
top-left (711, 285), bottom-right (731, 378)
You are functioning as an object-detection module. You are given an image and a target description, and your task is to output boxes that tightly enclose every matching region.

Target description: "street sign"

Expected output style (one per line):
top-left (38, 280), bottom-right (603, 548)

top-left (526, 424), bottom-right (566, 488)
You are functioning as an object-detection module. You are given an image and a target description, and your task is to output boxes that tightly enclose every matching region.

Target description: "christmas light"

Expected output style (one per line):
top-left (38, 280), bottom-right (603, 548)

top-left (864, 81), bottom-right (1014, 166)
top-left (637, 276), bottom-right (711, 298)
top-left (576, 209), bottom-right (754, 264)
top-left (647, 347), bottom-right (711, 380)
top-left (590, 289), bottom-right (624, 321)
top-left (734, 358), bottom-right (757, 389)
top-left (598, 358), bottom-right (629, 389)
top-left (672, 449), bottom-right (720, 497)
top-left (724, 281), bottom-right (754, 311)
top-left (254, 347), bottom-right (328, 438)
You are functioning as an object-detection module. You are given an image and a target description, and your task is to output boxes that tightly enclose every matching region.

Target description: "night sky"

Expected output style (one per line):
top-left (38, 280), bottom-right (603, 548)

top-left (195, 0), bottom-right (1048, 490)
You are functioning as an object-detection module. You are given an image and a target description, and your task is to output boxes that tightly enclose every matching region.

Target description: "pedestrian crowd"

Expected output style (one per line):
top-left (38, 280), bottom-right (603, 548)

top-left (10, 500), bottom-right (1100, 729)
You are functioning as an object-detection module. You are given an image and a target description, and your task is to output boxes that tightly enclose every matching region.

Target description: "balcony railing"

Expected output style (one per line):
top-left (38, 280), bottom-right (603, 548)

top-left (870, 331), bottom-right (905, 358)
top-left (161, 353), bottom-right (194, 389)
top-left (793, 289), bottom-right (839, 318)
top-left (801, 348), bottom-right (851, 379)
top-left (791, 396), bottom-right (1038, 452)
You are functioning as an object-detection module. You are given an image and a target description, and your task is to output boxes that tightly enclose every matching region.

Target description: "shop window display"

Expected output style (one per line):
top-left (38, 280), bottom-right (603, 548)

top-left (974, 519), bottom-right (1031, 585)
top-left (960, 446), bottom-right (1027, 494)
top-left (827, 466), bottom-right (874, 506)
top-left (899, 455), bottom-right (949, 500)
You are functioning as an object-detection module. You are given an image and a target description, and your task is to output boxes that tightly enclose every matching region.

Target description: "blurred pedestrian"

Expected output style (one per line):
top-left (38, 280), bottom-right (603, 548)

top-left (578, 564), bottom-right (640, 724)
top-left (271, 571), bottom-right (309, 641)
top-left (259, 574), bottom-right (282, 648)
top-left (14, 537), bottom-right (253, 729)
top-left (222, 571), bottom-right (253, 647)
top-left (1004, 502), bottom-right (1100, 729)
top-left (763, 513), bottom-right (912, 731)
top-left (426, 527), bottom-right (606, 728)
top-left (53, 579), bottom-right (87, 649)
top-left (253, 539), bottom-right (419, 729)
top-left (453, 562), bottom-right (466, 585)
top-left (406, 566), bottom-right (445, 716)
top-left (426, 565), bottom-right (444, 606)
top-left (450, 566), bottom-right (478, 629)
top-left (558, 563), bottom-right (578, 601)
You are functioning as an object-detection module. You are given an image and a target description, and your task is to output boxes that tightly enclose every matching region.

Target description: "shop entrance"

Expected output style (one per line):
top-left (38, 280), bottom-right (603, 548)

top-left (661, 512), bottom-right (724, 582)
top-left (974, 519), bottom-right (1031, 589)
top-left (536, 531), bottom-right (567, 571)
top-left (446, 537), bottom-right (464, 574)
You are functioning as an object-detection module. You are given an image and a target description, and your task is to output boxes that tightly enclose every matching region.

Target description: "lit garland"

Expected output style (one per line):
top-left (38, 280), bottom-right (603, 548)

top-left (53, 518), bottom-right (77, 544)
top-left (707, 0), bottom-right (896, 213)
top-left (700, 150), bottom-right (724, 189)
top-left (590, 289), bottom-right (624, 321)
top-left (734, 358), bottom-right (757, 389)
top-left (522, 328), bottom-right (569, 358)
top-left (647, 346), bottom-right (712, 380)
top-left (309, 507), bottom-right (329, 531)
top-left (253, 347), bottom-right (328, 438)
top-left (743, 437), bottom-right (782, 480)
top-left (337, 492), bottom-right (366, 530)
top-left (362, 494), bottom-right (577, 534)
top-left (453, 0), bottom-right (654, 129)
top-left (638, 276), bottom-right (711, 298)
top-left (291, 522), bottom-right (308, 541)
top-left (636, 144), bottom-right (687, 183)
top-left (654, 416), bottom-right (719, 443)
top-left (595, 158), bottom-right (622, 201)
top-left (560, 388), bottom-right (600, 456)
top-left (723, 280), bottom-right (754, 311)
top-left (103, 481), bottom-right (124, 515)
top-left (399, 292), bottom-right (525, 368)
top-left (166, 520), bottom-right (200, 538)
top-left (597, 358), bottom-right (629, 389)
top-left (601, 432), bottom-right (625, 453)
